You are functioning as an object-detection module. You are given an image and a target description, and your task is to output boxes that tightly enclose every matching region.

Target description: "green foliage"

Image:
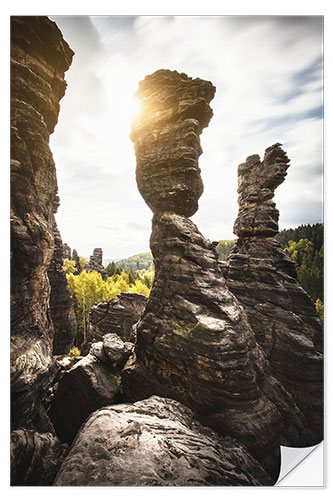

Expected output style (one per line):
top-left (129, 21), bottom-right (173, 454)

top-left (64, 264), bottom-right (154, 347)
top-left (279, 224), bottom-right (324, 322)
top-left (276, 223), bottom-right (323, 252)
top-left (117, 252), bottom-right (153, 271)
top-left (315, 299), bottom-right (324, 322)
top-left (70, 346), bottom-right (81, 357)
top-left (63, 258), bottom-right (77, 274)
top-left (105, 261), bottom-right (122, 277)
top-left (215, 240), bottom-right (236, 261)
top-left (79, 256), bottom-right (88, 270)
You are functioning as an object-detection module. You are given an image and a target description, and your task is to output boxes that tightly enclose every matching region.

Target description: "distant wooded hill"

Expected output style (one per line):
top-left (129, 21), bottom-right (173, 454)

top-left (116, 252), bottom-right (153, 271)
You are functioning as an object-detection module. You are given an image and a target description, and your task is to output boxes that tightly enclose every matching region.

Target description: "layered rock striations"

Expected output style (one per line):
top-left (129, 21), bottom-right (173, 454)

top-left (223, 144), bottom-right (323, 443)
top-left (10, 16), bottom-right (73, 431)
top-left (48, 221), bottom-right (77, 355)
top-left (54, 396), bottom-right (273, 486)
top-left (130, 69), bottom-right (215, 217)
top-left (125, 69), bottom-right (315, 481)
top-left (82, 292), bottom-right (147, 354)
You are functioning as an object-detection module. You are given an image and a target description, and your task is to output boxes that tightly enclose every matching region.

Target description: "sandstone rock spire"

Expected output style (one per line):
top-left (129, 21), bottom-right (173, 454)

top-left (125, 70), bottom-right (313, 481)
top-left (224, 144), bottom-right (323, 443)
top-left (10, 16), bottom-right (74, 431)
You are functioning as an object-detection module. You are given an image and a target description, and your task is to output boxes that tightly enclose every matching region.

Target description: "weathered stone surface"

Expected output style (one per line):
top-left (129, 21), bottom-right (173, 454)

top-left (62, 243), bottom-right (71, 260)
top-left (103, 333), bottom-right (134, 368)
top-left (130, 69), bottom-right (215, 216)
top-left (123, 213), bottom-right (314, 481)
top-left (224, 144), bottom-right (323, 444)
top-left (86, 247), bottom-right (107, 280)
top-left (11, 429), bottom-right (68, 486)
top-left (48, 351), bottom-right (122, 444)
top-left (48, 221), bottom-right (77, 355)
top-left (126, 71), bottom-right (321, 481)
top-left (233, 144), bottom-right (290, 237)
top-left (54, 396), bottom-right (273, 486)
top-left (10, 16), bottom-right (73, 431)
top-left (83, 292), bottom-right (147, 354)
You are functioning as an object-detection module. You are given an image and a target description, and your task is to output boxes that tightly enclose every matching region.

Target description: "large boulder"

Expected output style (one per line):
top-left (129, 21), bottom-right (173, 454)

top-left (54, 396), bottom-right (273, 486)
top-left (10, 15), bottom-right (73, 431)
top-left (48, 349), bottom-right (122, 444)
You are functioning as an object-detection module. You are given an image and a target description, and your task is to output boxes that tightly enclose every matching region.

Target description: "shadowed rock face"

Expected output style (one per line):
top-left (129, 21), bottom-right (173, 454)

top-left (130, 69), bottom-right (216, 217)
top-left (126, 70), bottom-right (318, 481)
top-left (54, 396), bottom-right (274, 486)
top-left (224, 144), bottom-right (323, 443)
top-left (48, 222), bottom-right (77, 355)
top-left (10, 16), bottom-right (73, 430)
top-left (10, 429), bottom-right (68, 486)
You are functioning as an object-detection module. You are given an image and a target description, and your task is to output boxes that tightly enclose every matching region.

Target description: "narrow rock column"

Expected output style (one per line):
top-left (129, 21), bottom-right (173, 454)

top-left (124, 69), bottom-right (310, 481)
top-left (224, 144), bottom-right (323, 443)
top-left (10, 16), bottom-right (73, 430)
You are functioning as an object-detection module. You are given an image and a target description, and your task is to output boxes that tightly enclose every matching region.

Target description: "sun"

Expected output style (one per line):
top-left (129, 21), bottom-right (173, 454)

top-left (128, 94), bottom-right (142, 124)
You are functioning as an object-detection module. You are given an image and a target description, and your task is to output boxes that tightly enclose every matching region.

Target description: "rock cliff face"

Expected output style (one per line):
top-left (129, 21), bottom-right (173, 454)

top-left (54, 396), bottom-right (273, 486)
top-left (10, 16), bottom-right (73, 431)
top-left (223, 144), bottom-right (323, 443)
top-left (125, 69), bottom-right (319, 481)
top-left (48, 221), bottom-right (77, 355)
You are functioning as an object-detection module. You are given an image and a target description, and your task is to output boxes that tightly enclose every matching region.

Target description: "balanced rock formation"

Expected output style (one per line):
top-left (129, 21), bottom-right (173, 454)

top-left (48, 334), bottom-right (132, 444)
top-left (10, 429), bottom-right (68, 486)
top-left (124, 69), bottom-right (316, 481)
top-left (82, 292), bottom-right (147, 354)
top-left (54, 396), bottom-right (273, 486)
top-left (10, 16), bottom-right (73, 431)
top-left (130, 69), bottom-right (215, 217)
top-left (87, 247), bottom-right (107, 280)
top-left (48, 221), bottom-right (77, 355)
top-left (223, 144), bottom-right (323, 443)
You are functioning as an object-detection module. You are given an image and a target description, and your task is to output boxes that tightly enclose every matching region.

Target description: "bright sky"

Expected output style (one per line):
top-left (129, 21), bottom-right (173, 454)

top-left (49, 15), bottom-right (323, 260)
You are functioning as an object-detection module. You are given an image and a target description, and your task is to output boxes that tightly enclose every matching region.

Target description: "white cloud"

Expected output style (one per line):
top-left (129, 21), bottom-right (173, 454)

top-left (50, 15), bottom-right (323, 258)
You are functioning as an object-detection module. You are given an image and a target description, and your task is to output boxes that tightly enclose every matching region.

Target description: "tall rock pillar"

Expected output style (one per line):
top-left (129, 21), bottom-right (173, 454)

top-left (10, 16), bottom-right (74, 430)
top-left (124, 70), bottom-right (314, 481)
top-left (224, 144), bottom-right (323, 443)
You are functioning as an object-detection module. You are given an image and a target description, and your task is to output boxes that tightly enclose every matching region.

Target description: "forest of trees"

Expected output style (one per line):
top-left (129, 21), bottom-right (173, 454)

top-left (276, 224), bottom-right (324, 320)
top-left (214, 223), bottom-right (324, 321)
top-left (63, 259), bottom-right (154, 347)
top-left (116, 252), bottom-right (153, 271)
top-left (64, 222), bottom-right (323, 347)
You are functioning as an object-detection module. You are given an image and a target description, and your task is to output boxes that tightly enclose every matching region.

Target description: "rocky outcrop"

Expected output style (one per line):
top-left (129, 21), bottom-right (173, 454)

top-left (54, 396), bottom-right (273, 486)
top-left (48, 335), bottom-right (131, 444)
top-left (130, 69), bottom-right (215, 217)
top-left (87, 247), bottom-right (107, 280)
top-left (124, 70), bottom-right (324, 482)
top-left (62, 243), bottom-right (71, 260)
top-left (10, 16), bottom-right (73, 431)
top-left (72, 248), bottom-right (81, 274)
top-left (10, 429), bottom-right (68, 486)
top-left (48, 221), bottom-right (77, 355)
top-left (223, 144), bottom-right (323, 443)
top-left (83, 292), bottom-right (147, 354)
